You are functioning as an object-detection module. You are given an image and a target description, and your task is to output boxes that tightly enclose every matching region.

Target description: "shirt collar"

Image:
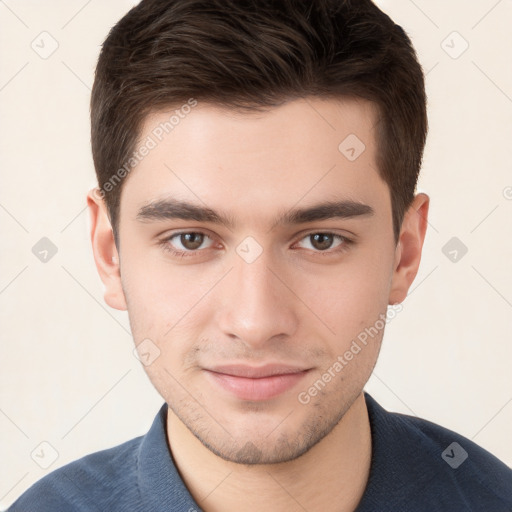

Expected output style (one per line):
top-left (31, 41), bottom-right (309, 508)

top-left (135, 392), bottom-right (438, 511)
top-left (137, 402), bottom-right (202, 511)
top-left (356, 392), bottom-right (450, 510)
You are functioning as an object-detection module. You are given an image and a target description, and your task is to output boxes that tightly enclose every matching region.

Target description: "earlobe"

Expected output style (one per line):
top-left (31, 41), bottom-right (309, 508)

top-left (86, 188), bottom-right (127, 311)
top-left (388, 193), bottom-right (430, 305)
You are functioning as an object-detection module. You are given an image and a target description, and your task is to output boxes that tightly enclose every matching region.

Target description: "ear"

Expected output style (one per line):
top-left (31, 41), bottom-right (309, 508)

top-left (86, 188), bottom-right (127, 311)
top-left (388, 193), bottom-right (430, 305)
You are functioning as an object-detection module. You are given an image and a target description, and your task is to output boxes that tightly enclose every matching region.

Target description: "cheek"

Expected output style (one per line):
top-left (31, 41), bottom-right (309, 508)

top-left (121, 254), bottom-right (207, 326)
top-left (293, 255), bottom-right (392, 337)
top-left (121, 259), bottom-right (215, 371)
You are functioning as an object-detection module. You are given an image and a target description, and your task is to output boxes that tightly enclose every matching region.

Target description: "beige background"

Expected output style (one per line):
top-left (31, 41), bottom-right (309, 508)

top-left (1, 0), bottom-right (511, 508)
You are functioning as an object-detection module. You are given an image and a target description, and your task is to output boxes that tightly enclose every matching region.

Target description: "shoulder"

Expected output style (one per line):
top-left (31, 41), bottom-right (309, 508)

top-left (362, 393), bottom-right (512, 511)
top-left (6, 435), bottom-right (144, 512)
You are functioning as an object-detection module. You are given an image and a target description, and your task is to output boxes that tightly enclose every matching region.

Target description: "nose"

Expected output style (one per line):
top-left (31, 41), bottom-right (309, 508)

top-left (215, 250), bottom-right (299, 350)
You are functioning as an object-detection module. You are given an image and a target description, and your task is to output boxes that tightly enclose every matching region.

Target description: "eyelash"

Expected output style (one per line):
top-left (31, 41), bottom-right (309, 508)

top-left (158, 231), bottom-right (355, 259)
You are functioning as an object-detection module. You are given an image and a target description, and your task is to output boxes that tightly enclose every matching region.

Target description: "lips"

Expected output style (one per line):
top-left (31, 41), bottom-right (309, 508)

top-left (204, 364), bottom-right (311, 401)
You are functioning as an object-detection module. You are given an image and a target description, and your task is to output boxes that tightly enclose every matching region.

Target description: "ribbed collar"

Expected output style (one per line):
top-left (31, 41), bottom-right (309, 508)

top-left (135, 392), bottom-right (471, 511)
top-left (136, 401), bottom-right (201, 511)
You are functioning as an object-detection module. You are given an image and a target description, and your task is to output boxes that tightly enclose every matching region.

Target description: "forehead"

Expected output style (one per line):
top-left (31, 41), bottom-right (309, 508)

top-left (119, 97), bottom-right (389, 229)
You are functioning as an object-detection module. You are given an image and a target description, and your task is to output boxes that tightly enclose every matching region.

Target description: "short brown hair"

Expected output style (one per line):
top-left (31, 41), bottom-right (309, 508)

top-left (91, 0), bottom-right (427, 249)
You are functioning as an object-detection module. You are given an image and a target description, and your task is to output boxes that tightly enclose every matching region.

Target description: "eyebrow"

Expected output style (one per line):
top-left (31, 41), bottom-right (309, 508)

top-left (136, 197), bottom-right (374, 230)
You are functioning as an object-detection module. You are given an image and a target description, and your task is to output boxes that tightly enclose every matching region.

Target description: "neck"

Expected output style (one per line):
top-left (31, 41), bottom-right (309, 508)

top-left (166, 392), bottom-right (372, 512)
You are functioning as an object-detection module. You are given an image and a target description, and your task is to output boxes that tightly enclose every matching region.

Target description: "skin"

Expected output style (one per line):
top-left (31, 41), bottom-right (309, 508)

top-left (87, 97), bottom-right (429, 512)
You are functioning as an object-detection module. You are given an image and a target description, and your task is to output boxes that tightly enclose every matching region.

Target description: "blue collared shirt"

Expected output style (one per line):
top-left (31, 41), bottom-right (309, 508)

top-left (6, 392), bottom-right (512, 511)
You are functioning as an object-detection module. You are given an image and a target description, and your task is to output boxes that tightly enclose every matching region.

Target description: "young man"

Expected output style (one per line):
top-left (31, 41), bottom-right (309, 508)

top-left (8, 0), bottom-right (512, 511)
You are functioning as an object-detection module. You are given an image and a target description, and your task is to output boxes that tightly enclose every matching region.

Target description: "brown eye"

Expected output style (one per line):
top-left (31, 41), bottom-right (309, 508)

top-left (160, 231), bottom-right (215, 256)
top-left (309, 233), bottom-right (335, 251)
top-left (295, 232), bottom-right (353, 255)
top-left (179, 233), bottom-right (205, 250)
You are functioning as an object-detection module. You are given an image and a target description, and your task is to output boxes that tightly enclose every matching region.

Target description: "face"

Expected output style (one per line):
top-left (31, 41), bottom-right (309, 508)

top-left (92, 97), bottom-right (419, 464)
